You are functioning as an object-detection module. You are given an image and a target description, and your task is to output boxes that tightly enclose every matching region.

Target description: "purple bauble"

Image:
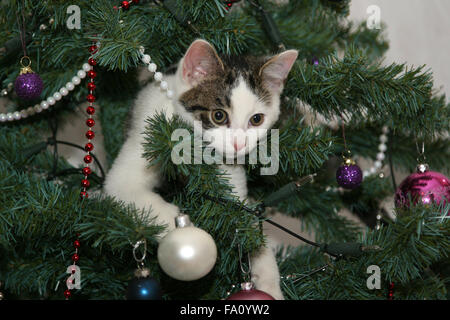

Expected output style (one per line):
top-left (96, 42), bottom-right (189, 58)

top-left (226, 283), bottom-right (275, 300)
top-left (395, 170), bottom-right (450, 210)
top-left (15, 72), bottom-right (44, 100)
top-left (336, 164), bottom-right (363, 189)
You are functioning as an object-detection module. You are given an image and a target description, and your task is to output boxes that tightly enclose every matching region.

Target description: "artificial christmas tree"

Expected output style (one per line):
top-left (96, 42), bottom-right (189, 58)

top-left (0, 0), bottom-right (448, 301)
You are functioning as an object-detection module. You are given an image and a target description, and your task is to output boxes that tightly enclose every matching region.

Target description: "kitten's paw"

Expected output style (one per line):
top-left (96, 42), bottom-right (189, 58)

top-left (257, 284), bottom-right (284, 300)
top-left (151, 202), bottom-right (180, 237)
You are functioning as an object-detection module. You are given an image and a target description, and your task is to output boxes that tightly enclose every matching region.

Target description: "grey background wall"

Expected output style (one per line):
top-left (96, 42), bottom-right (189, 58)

top-left (350, 0), bottom-right (450, 101)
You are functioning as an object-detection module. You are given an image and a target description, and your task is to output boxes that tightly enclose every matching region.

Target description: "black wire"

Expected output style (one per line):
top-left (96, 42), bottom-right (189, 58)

top-left (25, 116), bottom-right (106, 184)
top-left (48, 117), bottom-right (59, 178)
top-left (53, 140), bottom-right (106, 180)
top-left (387, 131), bottom-right (396, 192)
top-left (202, 193), bottom-right (324, 250)
top-left (16, 0), bottom-right (27, 57)
top-left (288, 264), bottom-right (329, 284)
top-left (264, 219), bottom-right (320, 248)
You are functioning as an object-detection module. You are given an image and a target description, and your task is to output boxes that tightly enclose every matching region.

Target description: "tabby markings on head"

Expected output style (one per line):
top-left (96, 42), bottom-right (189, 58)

top-left (179, 56), bottom-right (272, 130)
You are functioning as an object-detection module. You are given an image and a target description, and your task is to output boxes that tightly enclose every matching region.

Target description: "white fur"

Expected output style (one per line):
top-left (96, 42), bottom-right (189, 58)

top-left (104, 41), bottom-right (297, 300)
top-left (103, 75), bottom-right (180, 234)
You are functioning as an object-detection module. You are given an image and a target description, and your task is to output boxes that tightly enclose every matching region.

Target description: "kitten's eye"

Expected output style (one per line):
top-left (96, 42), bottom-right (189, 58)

top-left (249, 113), bottom-right (264, 126)
top-left (211, 109), bottom-right (228, 125)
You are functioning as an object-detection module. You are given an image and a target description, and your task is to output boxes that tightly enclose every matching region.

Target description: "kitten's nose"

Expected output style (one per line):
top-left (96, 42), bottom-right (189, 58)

top-left (233, 137), bottom-right (246, 152)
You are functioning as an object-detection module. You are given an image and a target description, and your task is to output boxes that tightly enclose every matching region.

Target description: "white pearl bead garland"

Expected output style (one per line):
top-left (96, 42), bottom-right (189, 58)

top-left (0, 46), bottom-right (177, 122)
top-left (41, 101), bottom-right (49, 110)
top-left (154, 72), bottom-right (163, 82)
top-left (82, 63), bottom-right (91, 72)
top-left (148, 63), bottom-right (157, 73)
top-left (363, 126), bottom-right (389, 178)
top-left (53, 92), bottom-right (62, 101)
top-left (142, 54), bottom-right (151, 64)
top-left (139, 48), bottom-right (174, 99)
top-left (66, 82), bottom-right (75, 91)
top-left (0, 83), bottom-right (13, 97)
top-left (60, 87), bottom-right (69, 96)
top-left (77, 70), bottom-right (86, 79)
top-left (0, 63), bottom-right (92, 122)
top-left (47, 97), bottom-right (56, 106)
top-left (71, 76), bottom-right (81, 85)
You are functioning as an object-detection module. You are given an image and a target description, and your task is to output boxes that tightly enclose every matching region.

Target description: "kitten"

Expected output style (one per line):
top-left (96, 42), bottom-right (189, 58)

top-left (103, 39), bottom-right (297, 299)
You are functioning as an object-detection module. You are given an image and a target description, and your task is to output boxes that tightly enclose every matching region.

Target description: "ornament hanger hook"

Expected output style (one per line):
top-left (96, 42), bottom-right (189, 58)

top-left (237, 241), bottom-right (251, 282)
top-left (415, 141), bottom-right (426, 163)
top-left (342, 149), bottom-right (352, 160)
top-left (131, 239), bottom-right (147, 268)
top-left (20, 56), bottom-right (31, 68)
top-left (415, 141), bottom-right (425, 155)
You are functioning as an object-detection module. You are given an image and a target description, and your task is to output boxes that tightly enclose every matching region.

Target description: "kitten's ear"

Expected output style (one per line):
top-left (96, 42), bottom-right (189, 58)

top-left (259, 50), bottom-right (298, 94)
top-left (182, 39), bottom-right (224, 86)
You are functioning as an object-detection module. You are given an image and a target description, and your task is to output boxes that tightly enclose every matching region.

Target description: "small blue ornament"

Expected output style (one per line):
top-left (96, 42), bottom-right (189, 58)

top-left (126, 268), bottom-right (162, 300)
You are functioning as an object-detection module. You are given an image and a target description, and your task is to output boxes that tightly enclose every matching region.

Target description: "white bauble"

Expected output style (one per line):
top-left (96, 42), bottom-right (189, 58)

top-left (157, 215), bottom-right (217, 281)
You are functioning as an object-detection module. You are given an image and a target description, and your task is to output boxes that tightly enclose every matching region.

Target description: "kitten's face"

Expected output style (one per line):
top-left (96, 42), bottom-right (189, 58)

top-left (175, 40), bottom-right (297, 159)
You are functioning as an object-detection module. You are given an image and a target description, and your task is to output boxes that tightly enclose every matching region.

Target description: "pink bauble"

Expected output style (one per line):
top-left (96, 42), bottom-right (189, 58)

top-left (395, 170), bottom-right (450, 210)
top-left (226, 282), bottom-right (275, 300)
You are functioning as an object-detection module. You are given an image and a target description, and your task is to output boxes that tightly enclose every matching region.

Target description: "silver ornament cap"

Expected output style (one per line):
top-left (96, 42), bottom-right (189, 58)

top-left (175, 214), bottom-right (192, 228)
top-left (241, 282), bottom-right (255, 291)
top-left (416, 163), bottom-right (429, 173)
top-left (134, 267), bottom-right (151, 278)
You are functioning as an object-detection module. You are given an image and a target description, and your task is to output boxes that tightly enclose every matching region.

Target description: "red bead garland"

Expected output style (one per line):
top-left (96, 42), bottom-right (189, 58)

top-left (225, 0), bottom-right (240, 10)
top-left (81, 44), bottom-right (97, 200)
top-left (85, 142), bottom-right (94, 152)
top-left (87, 82), bottom-right (96, 91)
top-left (115, 0), bottom-right (139, 10)
top-left (64, 235), bottom-right (81, 299)
top-left (72, 253), bottom-right (80, 262)
top-left (86, 106), bottom-right (95, 115)
top-left (81, 179), bottom-right (90, 188)
top-left (387, 282), bottom-right (394, 300)
top-left (87, 94), bottom-right (95, 102)
top-left (84, 154), bottom-right (93, 164)
top-left (86, 130), bottom-right (95, 140)
top-left (64, 1), bottom-right (142, 300)
top-left (87, 70), bottom-right (97, 79)
top-left (121, 1), bottom-right (130, 10)
top-left (88, 45), bottom-right (98, 54)
top-left (64, 289), bottom-right (71, 299)
top-left (86, 118), bottom-right (95, 127)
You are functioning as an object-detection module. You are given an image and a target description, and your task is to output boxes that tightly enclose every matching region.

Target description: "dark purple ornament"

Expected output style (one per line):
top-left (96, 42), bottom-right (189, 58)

top-left (395, 167), bottom-right (450, 212)
top-left (336, 163), bottom-right (363, 189)
top-left (15, 72), bottom-right (43, 100)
